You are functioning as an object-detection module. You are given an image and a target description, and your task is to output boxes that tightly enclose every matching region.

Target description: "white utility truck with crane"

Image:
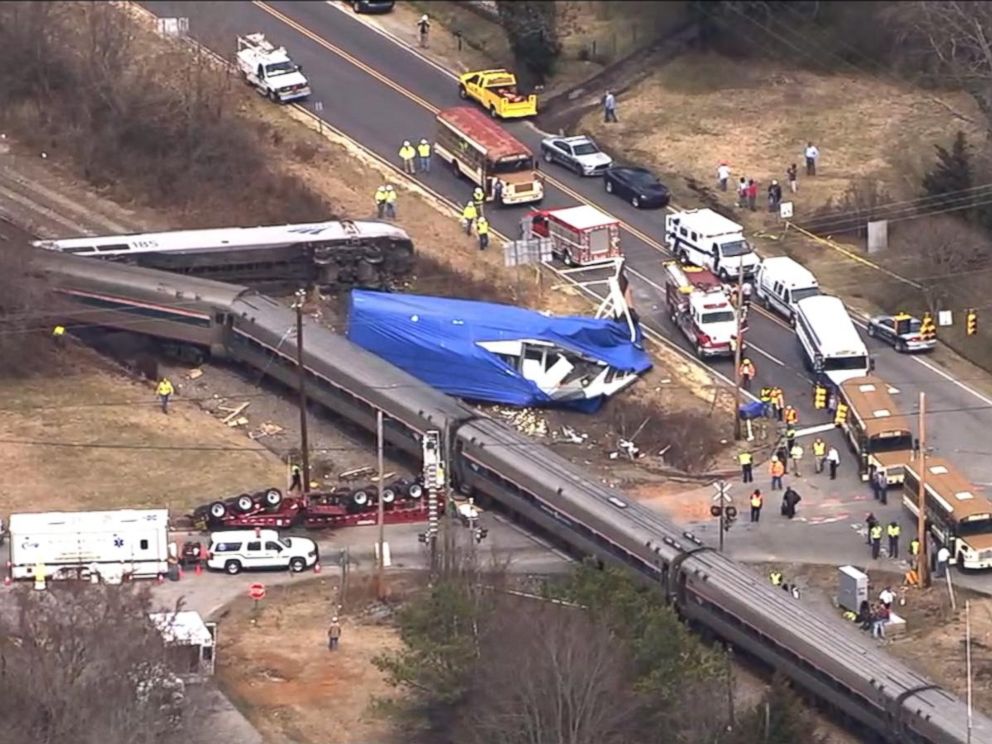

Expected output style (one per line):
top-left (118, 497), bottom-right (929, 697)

top-left (236, 33), bottom-right (311, 103)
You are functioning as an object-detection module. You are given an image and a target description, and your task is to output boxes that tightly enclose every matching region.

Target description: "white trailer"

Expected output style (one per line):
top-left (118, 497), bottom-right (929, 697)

top-left (8, 509), bottom-right (169, 582)
top-left (236, 33), bottom-right (311, 103)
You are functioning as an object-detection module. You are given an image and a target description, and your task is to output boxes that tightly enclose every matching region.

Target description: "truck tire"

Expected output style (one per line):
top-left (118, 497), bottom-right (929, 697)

top-left (381, 487), bottom-right (396, 504)
top-left (289, 557), bottom-right (307, 573)
top-left (695, 343), bottom-right (705, 359)
top-left (224, 560), bottom-right (242, 575)
top-left (236, 494), bottom-right (255, 513)
top-left (458, 85), bottom-right (468, 99)
top-left (267, 89), bottom-right (278, 103)
top-left (209, 502), bottom-right (227, 520)
top-left (352, 489), bottom-right (370, 508)
top-left (543, 149), bottom-right (553, 164)
top-left (406, 482), bottom-right (424, 500)
top-left (867, 324), bottom-right (876, 338)
top-left (489, 105), bottom-right (498, 119)
top-left (263, 489), bottom-right (283, 509)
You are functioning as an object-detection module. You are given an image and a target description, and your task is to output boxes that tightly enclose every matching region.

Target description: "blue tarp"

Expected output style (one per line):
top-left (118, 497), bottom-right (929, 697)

top-left (346, 290), bottom-right (652, 412)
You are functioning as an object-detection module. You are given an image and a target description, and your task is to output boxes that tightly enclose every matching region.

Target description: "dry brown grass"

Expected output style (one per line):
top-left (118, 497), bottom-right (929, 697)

top-left (0, 348), bottom-right (285, 515)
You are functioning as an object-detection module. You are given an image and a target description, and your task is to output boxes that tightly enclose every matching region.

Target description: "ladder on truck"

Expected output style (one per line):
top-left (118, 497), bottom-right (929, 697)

top-left (237, 33), bottom-right (281, 55)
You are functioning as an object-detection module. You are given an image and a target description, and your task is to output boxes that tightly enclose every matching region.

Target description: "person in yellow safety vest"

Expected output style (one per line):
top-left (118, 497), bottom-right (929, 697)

top-left (472, 186), bottom-right (485, 212)
top-left (399, 140), bottom-right (416, 175)
top-left (784, 405), bottom-right (798, 425)
top-left (476, 216), bottom-right (490, 251)
top-left (738, 450), bottom-right (753, 483)
top-left (749, 489), bottom-right (763, 523)
top-left (156, 377), bottom-right (175, 415)
top-left (812, 437), bottom-right (827, 474)
top-left (383, 185), bottom-right (397, 219)
top-left (769, 570), bottom-right (783, 586)
top-left (739, 358), bottom-right (756, 390)
top-left (772, 387), bottom-right (785, 421)
top-left (887, 522), bottom-right (901, 559)
top-left (870, 523), bottom-right (883, 559)
top-left (52, 325), bottom-right (66, 348)
top-left (374, 185), bottom-right (388, 219)
top-left (910, 537), bottom-right (920, 557)
top-left (461, 200), bottom-right (478, 235)
top-left (417, 139), bottom-right (432, 173)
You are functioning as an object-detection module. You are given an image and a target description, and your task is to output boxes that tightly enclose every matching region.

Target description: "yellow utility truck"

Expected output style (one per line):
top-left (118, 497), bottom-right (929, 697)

top-left (457, 69), bottom-right (537, 119)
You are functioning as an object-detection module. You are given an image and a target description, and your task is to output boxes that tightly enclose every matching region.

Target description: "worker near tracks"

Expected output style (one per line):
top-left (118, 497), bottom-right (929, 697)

top-left (769, 457), bottom-right (785, 491)
top-left (865, 512), bottom-right (878, 546)
top-left (156, 377), bottom-right (174, 415)
top-left (759, 386), bottom-right (773, 418)
top-left (738, 449), bottom-right (753, 483)
top-left (383, 185), bottom-right (397, 219)
top-left (417, 14), bottom-right (430, 48)
top-left (374, 185), bottom-right (388, 219)
top-left (472, 186), bottom-right (486, 213)
top-left (784, 405), bottom-right (798, 426)
top-left (52, 325), bottom-right (66, 349)
top-left (417, 139), bottom-right (432, 173)
top-left (887, 521), bottom-right (901, 559)
top-left (290, 464), bottom-right (303, 492)
top-left (769, 570), bottom-right (783, 587)
top-left (399, 140), bottom-right (416, 175)
top-left (812, 437), bottom-right (826, 474)
top-left (461, 200), bottom-right (478, 234)
top-left (827, 445), bottom-right (840, 480)
top-left (789, 442), bottom-right (804, 477)
top-left (739, 358), bottom-right (756, 390)
top-left (910, 536), bottom-right (921, 566)
top-left (785, 424), bottom-right (796, 454)
top-left (936, 545), bottom-right (951, 577)
top-left (870, 522), bottom-right (883, 559)
top-left (749, 489), bottom-right (763, 523)
top-left (476, 216), bottom-right (490, 251)
top-left (328, 617), bottom-right (342, 651)
top-left (771, 387), bottom-right (785, 421)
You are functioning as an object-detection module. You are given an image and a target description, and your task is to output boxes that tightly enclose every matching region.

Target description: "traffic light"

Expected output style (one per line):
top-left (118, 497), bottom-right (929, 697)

top-left (834, 402), bottom-right (849, 427)
top-left (967, 308), bottom-right (978, 336)
top-left (920, 312), bottom-right (937, 342)
top-left (814, 384), bottom-right (828, 410)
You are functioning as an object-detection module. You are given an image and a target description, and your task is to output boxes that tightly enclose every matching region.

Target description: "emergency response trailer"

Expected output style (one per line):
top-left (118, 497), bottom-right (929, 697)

top-left (664, 208), bottom-right (760, 281)
top-left (837, 375), bottom-right (914, 484)
top-left (527, 205), bottom-right (621, 266)
top-left (8, 509), bottom-right (169, 582)
top-left (434, 107), bottom-right (543, 206)
top-left (663, 261), bottom-right (742, 359)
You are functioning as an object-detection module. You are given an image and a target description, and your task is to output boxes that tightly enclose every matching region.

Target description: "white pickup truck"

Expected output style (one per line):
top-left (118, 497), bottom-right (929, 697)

top-left (236, 33), bottom-right (311, 103)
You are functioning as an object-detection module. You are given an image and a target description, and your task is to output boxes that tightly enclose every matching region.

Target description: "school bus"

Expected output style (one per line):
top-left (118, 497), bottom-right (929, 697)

top-left (434, 106), bottom-right (543, 206)
top-left (837, 375), bottom-right (914, 484)
top-left (903, 456), bottom-right (992, 570)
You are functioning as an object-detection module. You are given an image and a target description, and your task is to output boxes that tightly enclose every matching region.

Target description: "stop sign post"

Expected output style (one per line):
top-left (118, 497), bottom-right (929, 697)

top-left (249, 582), bottom-right (265, 617)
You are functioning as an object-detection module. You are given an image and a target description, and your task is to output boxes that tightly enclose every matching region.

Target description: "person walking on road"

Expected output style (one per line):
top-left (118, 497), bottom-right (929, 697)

top-left (399, 140), bottom-right (416, 175)
top-left (870, 523), bottom-right (883, 559)
top-left (785, 424), bottom-right (797, 454)
top-left (472, 186), bottom-right (486, 214)
top-left (812, 437), bottom-right (826, 474)
top-left (417, 139), bottom-right (432, 173)
top-left (784, 405), bottom-right (798, 426)
top-left (328, 617), bottom-right (342, 650)
top-left (770, 457), bottom-right (785, 491)
top-left (750, 489), bottom-right (763, 523)
top-left (771, 387), bottom-right (785, 422)
top-left (383, 185), bottom-right (397, 219)
top-left (877, 469), bottom-right (888, 505)
top-left (782, 486), bottom-right (801, 519)
top-left (374, 185), bottom-right (388, 219)
top-left (603, 90), bottom-right (618, 123)
top-left (787, 163), bottom-right (798, 193)
top-left (156, 377), bottom-right (174, 414)
top-left (717, 162), bottom-right (731, 192)
top-left (866, 512), bottom-right (878, 545)
top-left (417, 14), bottom-right (430, 48)
top-left (936, 545), bottom-right (950, 578)
top-left (790, 442), bottom-right (804, 477)
top-left (827, 446), bottom-right (840, 480)
top-left (739, 449), bottom-right (754, 483)
top-left (461, 200), bottom-right (478, 234)
top-left (476, 216), bottom-right (490, 251)
top-left (887, 521), bottom-right (901, 559)
top-left (739, 358), bottom-right (756, 390)
top-left (805, 142), bottom-right (819, 176)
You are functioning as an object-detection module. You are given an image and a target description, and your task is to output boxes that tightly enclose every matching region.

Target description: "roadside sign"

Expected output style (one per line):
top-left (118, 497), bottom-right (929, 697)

top-left (249, 582), bottom-right (266, 601)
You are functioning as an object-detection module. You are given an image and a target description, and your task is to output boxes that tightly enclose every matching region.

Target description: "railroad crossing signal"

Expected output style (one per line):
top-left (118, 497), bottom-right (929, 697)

top-left (967, 308), bottom-right (978, 336)
top-left (813, 384), bottom-right (828, 410)
top-left (920, 312), bottom-right (937, 341)
top-left (711, 481), bottom-right (736, 548)
top-left (834, 402), bottom-right (849, 427)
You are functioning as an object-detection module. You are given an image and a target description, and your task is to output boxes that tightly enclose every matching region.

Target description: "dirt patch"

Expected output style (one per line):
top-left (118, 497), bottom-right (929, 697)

top-left (0, 346), bottom-right (285, 515)
top-left (215, 575), bottom-right (406, 744)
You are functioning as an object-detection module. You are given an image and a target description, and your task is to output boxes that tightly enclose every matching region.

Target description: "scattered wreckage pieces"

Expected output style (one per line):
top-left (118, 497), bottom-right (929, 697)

top-left (493, 406), bottom-right (549, 437)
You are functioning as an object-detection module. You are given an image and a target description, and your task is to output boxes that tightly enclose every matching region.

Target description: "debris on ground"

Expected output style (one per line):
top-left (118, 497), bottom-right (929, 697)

top-left (249, 422), bottom-right (285, 440)
top-left (219, 402), bottom-right (250, 425)
top-left (555, 425), bottom-right (588, 445)
top-left (340, 466), bottom-right (375, 481)
top-left (187, 368), bottom-right (204, 380)
top-left (492, 407), bottom-right (549, 437)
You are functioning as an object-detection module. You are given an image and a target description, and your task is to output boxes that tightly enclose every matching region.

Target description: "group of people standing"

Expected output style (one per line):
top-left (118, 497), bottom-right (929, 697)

top-left (716, 143), bottom-right (818, 213)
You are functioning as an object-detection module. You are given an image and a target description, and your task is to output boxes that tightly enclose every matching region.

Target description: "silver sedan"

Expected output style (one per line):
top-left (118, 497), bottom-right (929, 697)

top-left (867, 313), bottom-right (936, 352)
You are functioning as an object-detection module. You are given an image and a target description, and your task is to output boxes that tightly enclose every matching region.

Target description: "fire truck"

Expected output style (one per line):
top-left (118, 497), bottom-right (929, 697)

top-left (525, 205), bottom-right (621, 267)
top-left (663, 261), bottom-right (744, 359)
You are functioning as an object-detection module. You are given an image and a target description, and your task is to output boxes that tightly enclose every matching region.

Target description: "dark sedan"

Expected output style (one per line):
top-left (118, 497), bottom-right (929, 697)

top-left (603, 166), bottom-right (670, 208)
top-left (351, 0), bottom-right (395, 12)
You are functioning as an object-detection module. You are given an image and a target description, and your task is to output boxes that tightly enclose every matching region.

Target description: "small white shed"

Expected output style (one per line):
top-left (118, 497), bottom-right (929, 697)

top-left (150, 611), bottom-right (216, 679)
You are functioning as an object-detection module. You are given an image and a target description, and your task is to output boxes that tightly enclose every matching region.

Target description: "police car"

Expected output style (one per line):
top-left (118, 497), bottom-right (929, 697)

top-left (866, 313), bottom-right (936, 353)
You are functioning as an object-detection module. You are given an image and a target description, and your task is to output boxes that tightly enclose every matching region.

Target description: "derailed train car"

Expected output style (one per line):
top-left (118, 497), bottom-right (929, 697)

top-left (37, 250), bottom-right (992, 744)
top-left (33, 220), bottom-right (415, 291)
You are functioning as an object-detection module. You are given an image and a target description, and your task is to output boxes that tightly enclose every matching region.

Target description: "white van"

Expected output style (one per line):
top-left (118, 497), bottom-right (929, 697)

top-left (755, 256), bottom-right (820, 323)
top-left (664, 208), bottom-right (761, 281)
top-left (206, 530), bottom-right (318, 575)
top-left (794, 295), bottom-right (871, 386)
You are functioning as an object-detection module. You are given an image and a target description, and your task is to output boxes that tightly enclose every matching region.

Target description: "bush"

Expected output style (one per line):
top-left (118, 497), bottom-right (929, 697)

top-left (496, 1), bottom-right (562, 86)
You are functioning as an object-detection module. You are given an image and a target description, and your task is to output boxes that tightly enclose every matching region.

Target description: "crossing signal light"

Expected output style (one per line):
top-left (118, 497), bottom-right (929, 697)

top-left (834, 402), bottom-right (849, 427)
top-left (920, 312), bottom-right (937, 342)
top-left (967, 308), bottom-right (978, 336)
top-left (814, 384), bottom-right (828, 410)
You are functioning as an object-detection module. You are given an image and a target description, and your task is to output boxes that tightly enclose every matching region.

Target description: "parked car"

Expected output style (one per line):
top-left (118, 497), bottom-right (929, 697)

top-left (350, 0), bottom-right (395, 12)
top-left (867, 313), bottom-right (936, 353)
top-left (540, 135), bottom-right (612, 176)
top-left (603, 166), bottom-right (670, 208)
top-left (206, 530), bottom-right (318, 575)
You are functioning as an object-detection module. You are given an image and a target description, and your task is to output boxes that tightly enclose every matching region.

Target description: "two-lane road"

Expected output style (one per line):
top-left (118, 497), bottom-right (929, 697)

top-left (142, 1), bottom-right (992, 489)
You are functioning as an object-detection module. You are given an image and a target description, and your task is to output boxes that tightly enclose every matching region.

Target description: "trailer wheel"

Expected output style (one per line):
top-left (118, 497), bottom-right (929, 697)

top-left (224, 560), bottom-right (242, 575)
top-left (352, 489), bottom-right (370, 508)
top-left (209, 502), bottom-right (227, 520)
top-left (289, 557), bottom-right (306, 573)
top-left (381, 487), bottom-right (396, 504)
top-left (406, 482), bottom-right (424, 500)
top-left (263, 489), bottom-right (283, 508)
top-left (236, 494), bottom-right (255, 513)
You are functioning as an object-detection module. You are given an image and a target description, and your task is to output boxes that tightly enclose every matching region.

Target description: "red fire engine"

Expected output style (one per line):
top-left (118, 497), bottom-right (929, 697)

top-left (527, 205), bottom-right (622, 266)
top-left (664, 261), bottom-right (745, 359)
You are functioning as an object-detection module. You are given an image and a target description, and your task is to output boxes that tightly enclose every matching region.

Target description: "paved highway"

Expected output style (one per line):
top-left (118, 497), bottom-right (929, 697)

top-left (142, 0), bottom-right (992, 491)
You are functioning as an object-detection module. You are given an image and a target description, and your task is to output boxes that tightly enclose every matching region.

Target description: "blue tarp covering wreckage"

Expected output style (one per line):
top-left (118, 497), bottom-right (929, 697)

top-left (347, 290), bottom-right (652, 412)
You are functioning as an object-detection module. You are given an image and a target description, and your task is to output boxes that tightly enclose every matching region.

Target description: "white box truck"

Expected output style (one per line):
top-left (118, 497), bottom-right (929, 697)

top-left (664, 208), bottom-right (760, 281)
top-left (8, 509), bottom-right (169, 582)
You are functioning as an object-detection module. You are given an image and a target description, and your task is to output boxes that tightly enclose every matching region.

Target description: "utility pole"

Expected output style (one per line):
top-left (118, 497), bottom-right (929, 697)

top-left (442, 420), bottom-right (454, 576)
top-left (917, 391), bottom-right (930, 588)
top-left (375, 410), bottom-right (386, 599)
top-left (967, 599), bottom-right (974, 744)
top-left (732, 256), bottom-right (746, 441)
top-left (294, 289), bottom-right (311, 495)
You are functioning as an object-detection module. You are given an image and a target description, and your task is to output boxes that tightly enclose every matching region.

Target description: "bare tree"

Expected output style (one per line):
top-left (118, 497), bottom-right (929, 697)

top-left (0, 584), bottom-right (193, 744)
top-left (0, 235), bottom-right (57, 376)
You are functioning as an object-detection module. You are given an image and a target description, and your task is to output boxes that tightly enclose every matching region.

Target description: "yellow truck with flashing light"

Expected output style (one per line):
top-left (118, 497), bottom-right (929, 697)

top-left (457, 69), bottom-right (537, 119)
